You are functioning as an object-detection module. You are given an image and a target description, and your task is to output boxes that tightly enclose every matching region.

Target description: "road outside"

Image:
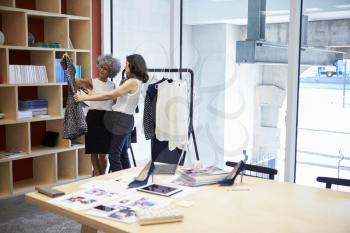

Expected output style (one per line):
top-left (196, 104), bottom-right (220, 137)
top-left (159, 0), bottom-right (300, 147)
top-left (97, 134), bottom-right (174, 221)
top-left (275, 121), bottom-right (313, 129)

top-left (296, 76), bottom-right (350, 192)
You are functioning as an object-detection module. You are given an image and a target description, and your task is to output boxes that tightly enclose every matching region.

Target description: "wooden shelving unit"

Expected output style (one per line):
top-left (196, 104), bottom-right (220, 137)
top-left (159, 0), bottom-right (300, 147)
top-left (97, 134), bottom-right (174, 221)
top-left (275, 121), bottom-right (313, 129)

top-left (0, 0), bottom-right (92, 199)
top-left (78, 148), bottom-right (91, 178)
top-left (57, 150), bottom-right (77, 181)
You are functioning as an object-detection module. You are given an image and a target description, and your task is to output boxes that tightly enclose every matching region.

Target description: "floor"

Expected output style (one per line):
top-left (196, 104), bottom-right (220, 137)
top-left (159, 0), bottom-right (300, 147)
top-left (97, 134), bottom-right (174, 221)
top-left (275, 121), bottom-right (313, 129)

top-left (0, 194), bottom-right (82, 233)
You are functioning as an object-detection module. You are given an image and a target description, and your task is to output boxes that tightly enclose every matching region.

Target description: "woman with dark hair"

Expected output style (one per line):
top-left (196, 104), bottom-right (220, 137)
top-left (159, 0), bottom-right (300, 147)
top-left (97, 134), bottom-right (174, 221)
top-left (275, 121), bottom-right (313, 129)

top-left (74, 54), bottom-right (149, 172)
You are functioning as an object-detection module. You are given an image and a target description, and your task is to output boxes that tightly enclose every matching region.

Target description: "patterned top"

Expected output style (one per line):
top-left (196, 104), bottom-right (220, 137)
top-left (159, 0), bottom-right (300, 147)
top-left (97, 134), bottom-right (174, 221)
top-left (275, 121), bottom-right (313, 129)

top-left (63, 56), bottom-right (88, 139)
top-left (143, 78), bottom-right (166, 140)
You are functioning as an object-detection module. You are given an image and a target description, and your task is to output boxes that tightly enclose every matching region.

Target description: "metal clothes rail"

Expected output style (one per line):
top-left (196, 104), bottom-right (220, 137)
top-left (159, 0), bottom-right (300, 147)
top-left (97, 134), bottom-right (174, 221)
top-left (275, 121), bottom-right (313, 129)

top-left (122, 68), bottom-right (200, 165)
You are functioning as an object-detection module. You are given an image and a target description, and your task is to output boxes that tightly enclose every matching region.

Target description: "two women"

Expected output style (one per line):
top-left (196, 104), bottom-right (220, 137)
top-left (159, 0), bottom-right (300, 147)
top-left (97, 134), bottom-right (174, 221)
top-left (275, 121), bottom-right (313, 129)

top-left (74, 54), bottom-right (149, 172)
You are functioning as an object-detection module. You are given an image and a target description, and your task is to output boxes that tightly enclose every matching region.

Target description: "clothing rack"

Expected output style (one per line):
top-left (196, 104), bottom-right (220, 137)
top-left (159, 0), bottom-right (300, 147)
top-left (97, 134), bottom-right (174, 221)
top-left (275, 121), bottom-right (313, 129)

top-left (122, 68), bottom-right (200, 164)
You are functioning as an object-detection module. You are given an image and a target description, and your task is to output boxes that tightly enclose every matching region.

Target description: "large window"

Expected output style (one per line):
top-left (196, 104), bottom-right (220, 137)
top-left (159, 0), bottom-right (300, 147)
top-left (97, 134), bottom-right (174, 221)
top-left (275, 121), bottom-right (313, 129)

top-left (296, 0), bottom-right (350, 190)
top-left (183, 0), bottom-right (290, 180)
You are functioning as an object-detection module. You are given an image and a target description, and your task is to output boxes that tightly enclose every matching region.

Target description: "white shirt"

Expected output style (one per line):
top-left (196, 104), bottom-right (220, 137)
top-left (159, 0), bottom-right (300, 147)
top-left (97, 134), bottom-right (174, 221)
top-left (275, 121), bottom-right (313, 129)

top-left (155, 80), bottom-right (189, 151)
top-left (89, 78), bottom-right (115, 111)
top-left (112, 79), bottom-right (142, 115)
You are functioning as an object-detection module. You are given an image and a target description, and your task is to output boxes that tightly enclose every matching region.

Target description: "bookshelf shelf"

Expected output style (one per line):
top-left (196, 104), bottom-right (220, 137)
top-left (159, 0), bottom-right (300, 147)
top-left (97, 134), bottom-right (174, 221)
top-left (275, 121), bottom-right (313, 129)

top-left (9, 49), bottom-right (54, 83)
top-left (0, 48), bottom-right (8, 84)
top-left (0, 115), bottom-right (63, 126)
top-left (0, 122), bottom-right (30, 154)
top-left (61, 0), bottom-right (91, 17)
top-left (28, 15), bottom-right (69, 49)
top-left (78, 148), bottom-right (91, 177)
top-left (69, 19), bottom-right (91, 50)
top-left (12, 153), bottom-right (57, 193)
top-left (16, 0), bottom-right (60, 14)
top-left (76, 51), bottom-right (91, 78)
top-left (0, 83), bottom-right (67, 87)
top-left (30, 119), bottom-right (70, 151)
top-left (0, 5), bottom-right (91, 20)
top-left (0, 161), bottom-right (12, 198)
top-left (0, 0), bottom-right (14, 7)
top-left (0, 10), bottom-right (26, 46)
top-left (57, 150), bottom-right (77, 181)
top-left (0, 0), bottom-right (91, 199)
top-left (18, 85), bottom-right (63, 117)
top-left (0, 86), bottom-right (16, 121)
top-left (0, 45), bottom-right (90, 53)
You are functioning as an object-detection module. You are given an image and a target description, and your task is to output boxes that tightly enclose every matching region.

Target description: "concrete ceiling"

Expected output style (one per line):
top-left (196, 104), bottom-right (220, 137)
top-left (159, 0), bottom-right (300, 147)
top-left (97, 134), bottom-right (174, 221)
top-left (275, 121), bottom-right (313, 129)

top-left (183, 0), bottom-right (350, 25)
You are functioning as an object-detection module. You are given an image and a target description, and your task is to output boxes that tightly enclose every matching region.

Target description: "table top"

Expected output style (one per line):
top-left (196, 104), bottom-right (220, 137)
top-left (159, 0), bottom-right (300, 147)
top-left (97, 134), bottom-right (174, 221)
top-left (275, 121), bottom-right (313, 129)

top-left (25, 167), bottom-right (350, 233)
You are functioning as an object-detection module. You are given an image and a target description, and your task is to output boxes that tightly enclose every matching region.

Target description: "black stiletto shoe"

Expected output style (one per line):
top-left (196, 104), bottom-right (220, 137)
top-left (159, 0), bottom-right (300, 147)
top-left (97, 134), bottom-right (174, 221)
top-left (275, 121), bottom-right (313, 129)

top-left (128, 160), bottom-right (155, 188)
top-left (218, 160), bottom-right (245, 186)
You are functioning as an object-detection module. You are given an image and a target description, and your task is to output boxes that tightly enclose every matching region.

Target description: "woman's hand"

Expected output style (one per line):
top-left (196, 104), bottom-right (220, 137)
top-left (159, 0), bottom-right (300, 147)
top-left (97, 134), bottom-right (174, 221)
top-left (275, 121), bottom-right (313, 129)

top-left (60, 53), bottom-right (70, 70)
top-left (85, 88), bottom-right (93, 95)
top-left (73, 93), bottom-right (86, 102)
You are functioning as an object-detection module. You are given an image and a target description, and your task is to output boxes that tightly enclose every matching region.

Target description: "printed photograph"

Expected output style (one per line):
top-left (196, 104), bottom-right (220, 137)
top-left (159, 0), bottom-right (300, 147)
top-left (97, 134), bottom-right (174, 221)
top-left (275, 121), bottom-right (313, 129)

top-left (115, 197), bottom-right (157, 209)
top-left (93, 205), bottom-right (116, 213)
top-left (84, 188), bottom-right (119, 198)
top-left (108, 206), bottom-right (136, 221)
top-left (63, 195), bottom-right (97, 205)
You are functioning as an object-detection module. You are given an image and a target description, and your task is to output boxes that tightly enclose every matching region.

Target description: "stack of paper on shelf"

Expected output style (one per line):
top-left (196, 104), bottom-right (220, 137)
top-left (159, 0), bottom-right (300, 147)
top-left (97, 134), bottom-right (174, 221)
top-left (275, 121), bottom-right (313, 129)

top-left (0, 151), bottom-right (24, 158)
top-left (18, 110), bottom-right (32, 119)
top-left (8, 65), bottom-right (48, 84)
top-left (176, 166), bottom-right (228, 186)
top-left (19, 99), bottom-right (48, 117)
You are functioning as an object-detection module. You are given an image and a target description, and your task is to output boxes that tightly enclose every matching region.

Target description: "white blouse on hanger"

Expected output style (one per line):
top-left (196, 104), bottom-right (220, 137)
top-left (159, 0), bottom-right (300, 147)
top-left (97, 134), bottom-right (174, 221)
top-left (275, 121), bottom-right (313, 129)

top-left (155, 79), bottom-right (189, 151)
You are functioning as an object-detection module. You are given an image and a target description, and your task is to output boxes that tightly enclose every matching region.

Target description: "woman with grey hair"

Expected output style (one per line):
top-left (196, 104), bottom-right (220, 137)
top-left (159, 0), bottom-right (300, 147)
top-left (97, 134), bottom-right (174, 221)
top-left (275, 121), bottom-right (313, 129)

top-left (62, 53), bottom-right (121, 176)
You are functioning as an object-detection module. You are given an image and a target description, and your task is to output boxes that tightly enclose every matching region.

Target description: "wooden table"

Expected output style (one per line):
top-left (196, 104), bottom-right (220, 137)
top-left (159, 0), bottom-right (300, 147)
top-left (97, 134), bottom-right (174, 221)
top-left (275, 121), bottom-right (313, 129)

top-left (25, 167), bottom-right (350, 233)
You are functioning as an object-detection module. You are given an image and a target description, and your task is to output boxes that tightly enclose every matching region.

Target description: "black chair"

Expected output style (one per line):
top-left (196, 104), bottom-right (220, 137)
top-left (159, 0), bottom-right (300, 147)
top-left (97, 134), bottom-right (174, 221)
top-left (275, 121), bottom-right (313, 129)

top-left (225, 161), bottom-right (278, 180)
top-left (316, 176), bottom-right (350, 189)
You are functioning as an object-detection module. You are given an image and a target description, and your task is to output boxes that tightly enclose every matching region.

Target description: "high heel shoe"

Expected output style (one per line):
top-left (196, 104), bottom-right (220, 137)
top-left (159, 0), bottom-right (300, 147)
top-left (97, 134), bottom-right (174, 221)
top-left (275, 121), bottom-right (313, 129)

top-left (128, 160), bottom-right (155, 188)
top-left (218, 160), bottom-right (245, 186)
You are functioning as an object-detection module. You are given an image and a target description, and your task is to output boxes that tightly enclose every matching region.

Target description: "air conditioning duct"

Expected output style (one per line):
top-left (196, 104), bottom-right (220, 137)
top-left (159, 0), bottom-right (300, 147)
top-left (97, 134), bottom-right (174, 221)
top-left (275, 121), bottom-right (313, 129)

top-left (236, 0), bottom-right (344, 65)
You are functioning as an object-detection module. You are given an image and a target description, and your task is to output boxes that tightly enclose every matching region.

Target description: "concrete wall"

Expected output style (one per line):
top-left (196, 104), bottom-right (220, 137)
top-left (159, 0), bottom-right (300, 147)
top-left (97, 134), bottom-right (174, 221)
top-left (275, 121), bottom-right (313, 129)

top-left (182, 23), bottom-right (289, 168)
top-left (225, 24), bottom-right (289, 169)
top-left (308, 19), bottom-right (350, 47)
top-left (240, 19), bottom-right (350, 47)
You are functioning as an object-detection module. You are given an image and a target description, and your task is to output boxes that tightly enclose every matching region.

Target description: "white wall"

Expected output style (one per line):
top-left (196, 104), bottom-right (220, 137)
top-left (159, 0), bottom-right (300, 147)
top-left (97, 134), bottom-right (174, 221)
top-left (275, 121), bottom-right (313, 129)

top-left (182, 24), bottom-right (236, 167)
top-left (112, 0), bottom-right (172, 164)
top-left (112, 0), bottom-right (171, 69)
